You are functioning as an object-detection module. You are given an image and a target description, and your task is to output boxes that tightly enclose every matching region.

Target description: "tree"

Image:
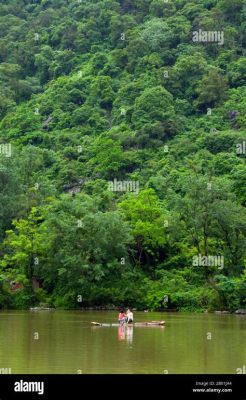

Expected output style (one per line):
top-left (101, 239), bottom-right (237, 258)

top-left (0, 208), bottom-right (46, 285)
top-left (89, 76), bottom-right (115, 109)
top-left (132, 86), bottom-right (175, 130)
top-left (119, 189), bottom-right (167, 267)
top-left (195, 69), bottom-right (229, 110)
top-left (38, 194), bottom-right (133, 303)
top-left (176, 175), bottom-right (246, 279)
top-left (0, 154), bottom-right (26, 239)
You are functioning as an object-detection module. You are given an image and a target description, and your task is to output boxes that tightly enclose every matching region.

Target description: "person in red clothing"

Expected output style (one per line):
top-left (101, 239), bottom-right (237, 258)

top-left (118, 310), bottom-right (126, 325)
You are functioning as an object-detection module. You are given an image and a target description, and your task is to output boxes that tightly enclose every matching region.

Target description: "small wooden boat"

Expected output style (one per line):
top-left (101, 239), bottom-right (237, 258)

top-left (30, 307), bottom-right (55, 311)
top-left (134, 321), bottom-right (165, 326)
top-left (91, 321), bottom-right (165, 327)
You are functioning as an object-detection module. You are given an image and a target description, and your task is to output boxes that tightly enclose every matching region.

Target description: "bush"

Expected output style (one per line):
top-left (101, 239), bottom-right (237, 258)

top-left (0, 284), bottom-right (13, 309)
top-left (12, 289), bottom-right (37, 309)
top-left (214, 275), bottom-right (243, 312)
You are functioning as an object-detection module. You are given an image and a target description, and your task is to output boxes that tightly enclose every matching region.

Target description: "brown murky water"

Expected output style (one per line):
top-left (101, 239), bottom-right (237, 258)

top-left (0, 311), bottom-right (245, 374)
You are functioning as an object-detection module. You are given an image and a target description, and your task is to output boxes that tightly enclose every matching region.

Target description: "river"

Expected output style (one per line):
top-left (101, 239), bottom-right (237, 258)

top-left (0, 311), bottom-right (245, 374)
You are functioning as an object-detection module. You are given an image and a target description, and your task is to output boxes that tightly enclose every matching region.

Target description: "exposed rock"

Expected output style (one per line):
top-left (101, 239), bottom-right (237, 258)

top-left (42, 116), bottom-right (53, 130)
top-left (228, 110), bottom-right (240, 129)
top-left (228, 110), bottom-right (239, 120)
top-left (214, 310), bottom-right (230, 314)
top-left (235, 309), bottom-right (246, 314)
top-left (63, 179), bottom-right (86, 195)
top-left (10, 281), bottom-right (23, 292)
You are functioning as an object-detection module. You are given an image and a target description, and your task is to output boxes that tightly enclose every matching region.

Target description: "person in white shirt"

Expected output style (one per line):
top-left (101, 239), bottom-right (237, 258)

top-left (126, 309), bottom-right (133, 324)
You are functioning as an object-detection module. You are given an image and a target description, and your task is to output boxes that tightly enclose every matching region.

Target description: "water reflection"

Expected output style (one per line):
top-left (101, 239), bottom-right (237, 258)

top-left (0, 311), bottom-right (245, 373)
top-left (118, 325), bottom-right (133, 344)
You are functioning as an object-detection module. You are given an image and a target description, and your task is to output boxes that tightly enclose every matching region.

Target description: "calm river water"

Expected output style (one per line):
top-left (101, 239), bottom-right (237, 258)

top-left (0, 311), bottom-right (245, 374)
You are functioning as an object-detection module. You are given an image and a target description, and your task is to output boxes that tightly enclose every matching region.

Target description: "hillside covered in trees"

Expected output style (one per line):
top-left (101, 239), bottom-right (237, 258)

top-left (0, 0), bottom-right (245, 311)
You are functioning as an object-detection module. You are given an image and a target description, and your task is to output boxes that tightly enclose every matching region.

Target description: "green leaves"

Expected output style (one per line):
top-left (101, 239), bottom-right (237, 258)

top-left (88, 135), bottom-right (125, 178)
top-left (0, 207), bottom-right (47, 282)
top-left (195, 69), bottom-right (229, 109)
top-left (132, 86), bottom-right (175, 130)
top-left (119, 188), bottom-right (167, 265)
top-left (90, 76), bottom-right (115, 109)
top-left (0, 0), bottom-right (245, 311)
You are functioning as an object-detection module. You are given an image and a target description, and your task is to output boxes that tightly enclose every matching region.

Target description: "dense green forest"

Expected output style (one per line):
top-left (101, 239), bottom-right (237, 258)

top-left (0, 0), bottom-right (245, 311)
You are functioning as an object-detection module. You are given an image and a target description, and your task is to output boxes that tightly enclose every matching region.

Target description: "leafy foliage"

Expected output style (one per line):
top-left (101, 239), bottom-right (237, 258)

top-left (0, 0), bottom-right (245, 311)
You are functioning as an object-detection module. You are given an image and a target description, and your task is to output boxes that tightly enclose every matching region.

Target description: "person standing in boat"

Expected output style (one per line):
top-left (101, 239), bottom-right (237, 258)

top-left (126, 309), bottom-right (133, 324)
top-left (118, 310), bottom-right (126, 325)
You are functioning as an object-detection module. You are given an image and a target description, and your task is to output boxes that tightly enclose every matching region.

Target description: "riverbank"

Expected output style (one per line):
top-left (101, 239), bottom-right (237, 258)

top-left (28, 305), bottom-right (246, 315)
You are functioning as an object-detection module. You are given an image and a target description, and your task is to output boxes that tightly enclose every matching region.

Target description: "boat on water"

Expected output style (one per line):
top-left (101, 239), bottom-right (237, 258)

top-left (30, 307), bottom-right (55, 311)
top-left (91, 321), bottom-right (165, 327)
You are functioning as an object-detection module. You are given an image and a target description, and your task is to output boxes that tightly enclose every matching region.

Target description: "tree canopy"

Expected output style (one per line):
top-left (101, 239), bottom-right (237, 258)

top-left (0, 0), bottom-right (245, 311)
